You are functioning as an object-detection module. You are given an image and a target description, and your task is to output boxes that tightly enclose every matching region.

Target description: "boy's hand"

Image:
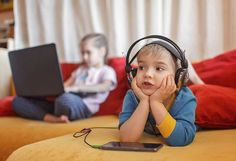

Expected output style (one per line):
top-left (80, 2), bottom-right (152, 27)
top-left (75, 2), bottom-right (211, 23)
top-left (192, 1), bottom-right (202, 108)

top-left (150, 75), bottom-right (176, 103)
top-left (131, 78), bottom-right (149, 102)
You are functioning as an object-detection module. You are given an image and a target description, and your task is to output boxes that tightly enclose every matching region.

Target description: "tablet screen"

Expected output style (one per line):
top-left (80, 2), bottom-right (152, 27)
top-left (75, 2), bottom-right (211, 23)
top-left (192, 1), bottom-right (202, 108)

top-left (101, 141), bottom-right (163, 152)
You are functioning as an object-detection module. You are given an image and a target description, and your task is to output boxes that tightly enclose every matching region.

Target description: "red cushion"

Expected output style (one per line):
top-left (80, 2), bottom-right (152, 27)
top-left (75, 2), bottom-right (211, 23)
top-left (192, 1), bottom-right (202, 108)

top-left (193, 49), bottom-right (236, 89)
top-left (0, 96), bottom-right (17, 116)
top-left (60, 63), bottom-right (79, 81)
top-left (190, 84), bottom-right (236, 129)
top-left (96, 57), bottom-right (128, 115)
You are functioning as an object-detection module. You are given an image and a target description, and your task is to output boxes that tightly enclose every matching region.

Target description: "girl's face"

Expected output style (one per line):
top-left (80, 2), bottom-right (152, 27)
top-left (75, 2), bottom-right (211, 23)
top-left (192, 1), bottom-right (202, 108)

top-left (80, 39), bottom-right (105, 67)
top-left (136, 49), bottom-right (176, 96)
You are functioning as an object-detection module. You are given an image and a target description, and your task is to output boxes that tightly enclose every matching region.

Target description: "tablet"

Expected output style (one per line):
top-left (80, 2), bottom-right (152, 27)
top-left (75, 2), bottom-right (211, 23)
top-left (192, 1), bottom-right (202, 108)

top-left (101, 141), bottom-right (163, 152)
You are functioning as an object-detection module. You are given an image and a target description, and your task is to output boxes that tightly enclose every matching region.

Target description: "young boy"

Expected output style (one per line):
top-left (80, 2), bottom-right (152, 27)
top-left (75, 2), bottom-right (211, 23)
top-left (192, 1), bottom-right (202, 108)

top-left (119, 39), bottom-right (196, 146)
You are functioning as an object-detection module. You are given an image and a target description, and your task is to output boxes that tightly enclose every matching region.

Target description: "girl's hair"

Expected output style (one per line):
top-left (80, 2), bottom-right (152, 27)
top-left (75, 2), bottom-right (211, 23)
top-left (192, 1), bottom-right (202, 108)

top-left (81, 33), bottom-right (109, 62)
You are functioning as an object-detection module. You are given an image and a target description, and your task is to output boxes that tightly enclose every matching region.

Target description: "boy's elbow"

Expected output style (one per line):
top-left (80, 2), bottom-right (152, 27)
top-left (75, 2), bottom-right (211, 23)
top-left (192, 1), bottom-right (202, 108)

top-left (119, 123), bottom-right (141, 142)
top-left (120, 135), bottom-right (139, 142)
top-left (166, 132), bottom-right (195, 147)
top-left (166, 137), bottom-right (194, 146)
top-left (119, 131), bottom-right (140, 142)
top-left (165, 121), bottom-right (196, 146)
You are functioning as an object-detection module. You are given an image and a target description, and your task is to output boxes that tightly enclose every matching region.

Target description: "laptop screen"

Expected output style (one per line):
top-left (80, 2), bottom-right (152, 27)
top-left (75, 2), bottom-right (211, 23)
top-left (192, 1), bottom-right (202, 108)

top-left (8, 43), bottom-right (64, 97)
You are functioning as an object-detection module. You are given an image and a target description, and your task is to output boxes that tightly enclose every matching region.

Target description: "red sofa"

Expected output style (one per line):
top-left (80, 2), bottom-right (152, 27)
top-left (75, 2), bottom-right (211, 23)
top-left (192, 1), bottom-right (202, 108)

top-left (0, 57), bottom-right (129, 117)
top-left (1, 49), bottom-right (236, 161)
top-left (2, 50), bottom-right (236, 127)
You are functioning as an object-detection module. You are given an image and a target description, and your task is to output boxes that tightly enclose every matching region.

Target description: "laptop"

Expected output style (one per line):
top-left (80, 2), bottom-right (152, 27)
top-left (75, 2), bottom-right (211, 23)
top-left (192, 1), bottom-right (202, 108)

top-left (8, 43), bottom-right (65, 97)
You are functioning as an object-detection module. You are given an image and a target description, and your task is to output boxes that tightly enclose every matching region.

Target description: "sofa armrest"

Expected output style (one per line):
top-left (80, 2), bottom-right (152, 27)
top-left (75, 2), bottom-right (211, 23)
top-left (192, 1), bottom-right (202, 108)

top-left (0, 48), bottom-right (11, 98)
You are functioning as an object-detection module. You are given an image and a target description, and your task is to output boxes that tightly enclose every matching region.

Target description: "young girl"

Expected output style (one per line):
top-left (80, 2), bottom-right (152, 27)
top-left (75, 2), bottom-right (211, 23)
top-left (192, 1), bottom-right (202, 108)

top-left (119, 38), bottom-right (197, 146)
top-left (13, 33), bottom-right (117, 123)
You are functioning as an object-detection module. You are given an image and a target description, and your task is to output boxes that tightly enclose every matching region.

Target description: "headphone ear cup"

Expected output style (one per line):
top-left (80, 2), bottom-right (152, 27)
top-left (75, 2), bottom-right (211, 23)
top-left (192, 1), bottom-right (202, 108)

top-left (127, 68), bottom-right (137, 86)
top-left (131, 68), bottom-right (137, 78)
top-left (175, 68), bottom-right (188, 88)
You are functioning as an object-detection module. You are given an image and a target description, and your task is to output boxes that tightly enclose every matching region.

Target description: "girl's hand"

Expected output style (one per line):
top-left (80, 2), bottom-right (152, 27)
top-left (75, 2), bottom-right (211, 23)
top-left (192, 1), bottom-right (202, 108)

top-left (64, 86), bottom-right (80, 93)
top-left (131, 77), bottom-right (149, 102)
top-left (150, 75), bottom-right (176, 103)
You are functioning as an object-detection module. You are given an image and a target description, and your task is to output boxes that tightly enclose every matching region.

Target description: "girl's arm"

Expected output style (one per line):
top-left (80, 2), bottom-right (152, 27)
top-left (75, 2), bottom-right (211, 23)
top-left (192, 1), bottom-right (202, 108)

top-left (64, 76), bottom-right (75, 87)
top-left (188, 59), bottom-right (205, 85)
top-left (65, 80), bottom-right (112, 93)
top-left (65, 66), bottom-right (117, 93)
top-left (70, 80), bottom-right (113, 93)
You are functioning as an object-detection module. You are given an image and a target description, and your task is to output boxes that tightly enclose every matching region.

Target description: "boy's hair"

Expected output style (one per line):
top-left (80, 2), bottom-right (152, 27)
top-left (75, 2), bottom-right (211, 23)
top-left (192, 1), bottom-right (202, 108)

top-left (138, 43), bottom-right (181, 71)
top-left (81, 33), bottom-right (109, 62)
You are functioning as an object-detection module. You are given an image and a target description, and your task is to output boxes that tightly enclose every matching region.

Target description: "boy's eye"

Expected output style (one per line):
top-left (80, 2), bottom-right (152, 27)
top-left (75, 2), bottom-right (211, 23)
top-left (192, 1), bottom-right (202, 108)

top-left (138, 66), bottom-right (144, 70)
top-left (156, 67), bottom-right (164, 71)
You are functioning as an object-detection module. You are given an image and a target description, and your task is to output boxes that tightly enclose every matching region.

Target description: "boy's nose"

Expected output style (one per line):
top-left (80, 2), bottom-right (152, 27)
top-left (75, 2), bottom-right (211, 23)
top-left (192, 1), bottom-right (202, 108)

top-left (144, 68), bottom-right (154, 78)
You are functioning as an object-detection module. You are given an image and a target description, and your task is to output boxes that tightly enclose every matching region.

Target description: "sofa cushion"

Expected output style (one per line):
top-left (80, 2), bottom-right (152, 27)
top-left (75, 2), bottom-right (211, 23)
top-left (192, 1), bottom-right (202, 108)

top-left (6, 128), bottom-right (236, 161)
top-left (192, 49), bottom-right (236, 89)
top-left (190, 49), bottom-right (236, 129)
top-left (60, 63), bottom-right (79, 81)
top-left (190, 84), bottom-right (236, 129)
top-left (0, 115), bottom-right (118, 161)
top-left (0, 96), bottom-right (16, 116)
top-left (96, 57), bottom-right (128, 115)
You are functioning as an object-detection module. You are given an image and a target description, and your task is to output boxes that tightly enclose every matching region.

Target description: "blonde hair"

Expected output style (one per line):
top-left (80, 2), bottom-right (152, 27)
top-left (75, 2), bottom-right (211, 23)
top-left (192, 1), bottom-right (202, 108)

top-left (138, 43), bottom-right (181, 70)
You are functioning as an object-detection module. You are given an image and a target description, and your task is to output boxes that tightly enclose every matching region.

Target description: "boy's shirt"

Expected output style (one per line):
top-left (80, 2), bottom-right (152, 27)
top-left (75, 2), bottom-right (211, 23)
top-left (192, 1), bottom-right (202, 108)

top-left (119, 86), bottom-right (197, 146)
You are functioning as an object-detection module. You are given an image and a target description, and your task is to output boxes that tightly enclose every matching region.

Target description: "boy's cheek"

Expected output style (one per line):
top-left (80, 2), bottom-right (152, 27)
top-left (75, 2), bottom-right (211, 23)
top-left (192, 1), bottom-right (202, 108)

top-left (155, 78), bottom-right (164, 88)
top-left (136, 75), bottom-right (142, 86)
top-left (136, 80), bottom-right (142, 88)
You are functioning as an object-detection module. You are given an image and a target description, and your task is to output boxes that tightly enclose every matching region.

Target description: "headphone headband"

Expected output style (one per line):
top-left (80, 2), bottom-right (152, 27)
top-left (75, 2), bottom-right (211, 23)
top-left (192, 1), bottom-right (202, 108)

top-left (126, 35), bottom-right (188, 72)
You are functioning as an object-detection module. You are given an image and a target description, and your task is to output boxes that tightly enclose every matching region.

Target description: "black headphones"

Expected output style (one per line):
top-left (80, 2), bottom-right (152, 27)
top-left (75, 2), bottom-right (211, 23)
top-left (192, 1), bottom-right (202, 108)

top-left (125, 35), bottom-right (189, 88)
